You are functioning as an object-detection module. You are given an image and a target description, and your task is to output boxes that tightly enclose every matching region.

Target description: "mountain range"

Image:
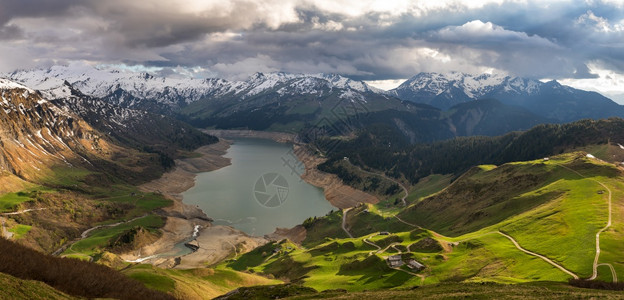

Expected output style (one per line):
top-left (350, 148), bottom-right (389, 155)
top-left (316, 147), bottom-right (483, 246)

top-left (8, 65), bottom-right (624, 128)
top-left (2, 68), bottom-right (624, 299)
top-left (7, 65), bottom-right (383, 113)
top-left (5, 65), bottom-right (624, 148)
top-left (391, 72), bottom-right (624, 122)
top-left (0, 77), bottom-right (215, 190)
top-left (0, 78), bottom-right (113, 181)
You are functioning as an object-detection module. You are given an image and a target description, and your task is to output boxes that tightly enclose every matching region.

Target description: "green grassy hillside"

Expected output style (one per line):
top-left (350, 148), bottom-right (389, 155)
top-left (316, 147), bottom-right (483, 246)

top-left (217, 151), bottom-right (623, 294)
top-left (122, 264), bottom-right (281, 299)
top-left (216, 282), bottom-right (624, 299)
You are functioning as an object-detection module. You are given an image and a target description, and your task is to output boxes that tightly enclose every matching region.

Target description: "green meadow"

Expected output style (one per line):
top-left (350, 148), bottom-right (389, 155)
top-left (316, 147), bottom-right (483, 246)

top-left (62, 214), bottom-right (165, 256)
top-left (218, 152), bottom-right (622, 293)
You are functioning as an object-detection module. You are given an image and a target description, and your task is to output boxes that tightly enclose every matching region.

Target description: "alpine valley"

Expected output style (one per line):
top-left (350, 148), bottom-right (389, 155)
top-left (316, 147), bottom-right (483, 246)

top-left (1, 63), bottom-right (624, 300)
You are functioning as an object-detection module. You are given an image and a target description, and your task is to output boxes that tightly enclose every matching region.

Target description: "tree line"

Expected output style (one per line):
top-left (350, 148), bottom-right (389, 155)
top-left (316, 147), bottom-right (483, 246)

top-left (0, 237), bottom-right (173, 300)
top-left (318, 118), bottom-right (624, 185)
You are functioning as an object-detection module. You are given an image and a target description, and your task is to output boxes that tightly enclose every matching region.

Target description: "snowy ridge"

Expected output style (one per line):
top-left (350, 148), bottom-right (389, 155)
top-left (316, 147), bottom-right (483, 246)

top-left (0, 79), bottom-right (107, 176)
top-left (7, 65), bottom-right (383, 107)
top-left (240, 72), bottom-right (382, 100)
top-left (1, 79), bottom-right (49, 116)
top-left (390, 71), bottom-right (624, 122)
top-left (389, 71), bottom-right (555, 110)
top-left (0, 78), bottom-right (35, 93)
top-left (9, 65), bottom-right (239, 106)
top-left (394, 72), bottom-right (542, 99)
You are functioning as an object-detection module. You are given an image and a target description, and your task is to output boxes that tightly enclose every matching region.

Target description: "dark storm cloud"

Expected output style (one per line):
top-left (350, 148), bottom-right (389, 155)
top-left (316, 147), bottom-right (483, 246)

top-left (0, 0), bottom-right (623, 84)
top-left (0, 0), bottom-right (81, 24)
top-left (0, 24), bottom-right (22, 39)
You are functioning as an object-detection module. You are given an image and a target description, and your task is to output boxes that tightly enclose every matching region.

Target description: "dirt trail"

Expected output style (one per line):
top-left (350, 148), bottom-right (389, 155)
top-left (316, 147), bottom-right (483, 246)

top-left (497, 231), bottom-right (579, 279)
top-left (363, 234), bottom-right (381, 255)
top-left (79, 214), bottom-right (147, 239)
top-left (598, 263), bottom-right (618, 283)
top-left (395, 214), bottom-right (579, 279)
top-left (394, 215), bottom-right (454, 253)
top-left (394, 215), bottom-right (420, 228)
top-left (345, 160), bottom-right (409, 206)
top-left (341, 208), bottom-right (353, 238)
top-left (1, 208), bottom-right (48, 240)
top-left (52, 214), bottom-right (148, 256)
top-left (558, 163), bottom-right (615, 281)
top-left (1, 208), bottom-right (47, 215)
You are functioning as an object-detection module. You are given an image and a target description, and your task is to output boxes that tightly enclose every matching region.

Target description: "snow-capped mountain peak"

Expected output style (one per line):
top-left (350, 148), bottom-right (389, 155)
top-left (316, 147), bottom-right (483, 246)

top-left (391, 72), bottom-right (546, 109)
top-left (6, 65), bottom-right (383, 110)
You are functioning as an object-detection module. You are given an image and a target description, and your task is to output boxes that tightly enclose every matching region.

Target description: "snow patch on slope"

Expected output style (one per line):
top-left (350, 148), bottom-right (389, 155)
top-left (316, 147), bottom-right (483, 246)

top-left (0, 78), bottom-right (35, 93)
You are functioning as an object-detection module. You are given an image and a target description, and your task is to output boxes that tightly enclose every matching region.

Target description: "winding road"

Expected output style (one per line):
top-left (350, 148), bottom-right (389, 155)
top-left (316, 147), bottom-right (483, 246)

top-left (341, 157), bottom-right (617, 282)
top-left (52, 214), bottom-right (148, 256)
top-left (598, 263), bottom-right (618, 283)
top-left (0, 208), bottom-right (48, 240)
top-left (361, 232), bottom-right (403, 256)
top-left (558, 163), bottom-right (616, 282)
top-left (1, 208), bottom-right (48, 215)
top-left (363, 233), bottom-right (422, 279)
top-left (80, 214), bottom-right (148, 239)
top-left (362, 234), bottom-right (382, 255)
top-left (226, 240), bottom-right (239, 260)
top-left (497, 231), bottom-right (579, 279)
top-left (394, 160), bottom-right (617, 282)
top-left (395, 216), bottom-right (580, 279)
top-left (345, 160), bottom-right (409, 206)
top-left (341, 208), bottom-right (353, 238)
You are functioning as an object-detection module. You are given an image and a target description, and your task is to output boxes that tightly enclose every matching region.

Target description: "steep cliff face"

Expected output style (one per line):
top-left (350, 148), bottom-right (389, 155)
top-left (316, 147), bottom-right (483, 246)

top-left (0, 78), bottom-right (116, 181)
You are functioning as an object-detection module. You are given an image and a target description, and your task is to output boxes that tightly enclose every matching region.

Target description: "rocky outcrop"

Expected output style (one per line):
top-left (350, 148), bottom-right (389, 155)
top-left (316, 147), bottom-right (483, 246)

top-left (0, 79), bottom-right (118, 182)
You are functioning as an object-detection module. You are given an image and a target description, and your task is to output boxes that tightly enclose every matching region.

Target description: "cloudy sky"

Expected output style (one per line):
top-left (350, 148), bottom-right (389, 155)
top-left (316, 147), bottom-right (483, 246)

top-left (1, 0), bottom-right (624, 99)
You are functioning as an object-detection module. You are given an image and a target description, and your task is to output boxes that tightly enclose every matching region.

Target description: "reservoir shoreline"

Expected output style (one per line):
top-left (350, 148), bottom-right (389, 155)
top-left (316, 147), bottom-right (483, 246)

top-left (129, 129), bottom-right (378, 269)
top-left (204, 130), bottom-right (379, 209)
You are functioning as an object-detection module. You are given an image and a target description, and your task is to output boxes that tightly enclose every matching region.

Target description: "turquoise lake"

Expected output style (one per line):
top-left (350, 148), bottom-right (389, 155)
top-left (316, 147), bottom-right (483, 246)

top-left (183, 138), bottom-right (336, 236)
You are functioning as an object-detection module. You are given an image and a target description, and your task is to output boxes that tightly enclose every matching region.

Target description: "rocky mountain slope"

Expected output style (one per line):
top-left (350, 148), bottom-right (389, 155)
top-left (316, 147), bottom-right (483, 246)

top-left (0, 78), bottom-right (118, 181)
top-left (447, 99), bottom-right (553, 136)
top-left (46, 81), bottom-right (216, 157)
top-left (0, 77), bottom-right (211, 189)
